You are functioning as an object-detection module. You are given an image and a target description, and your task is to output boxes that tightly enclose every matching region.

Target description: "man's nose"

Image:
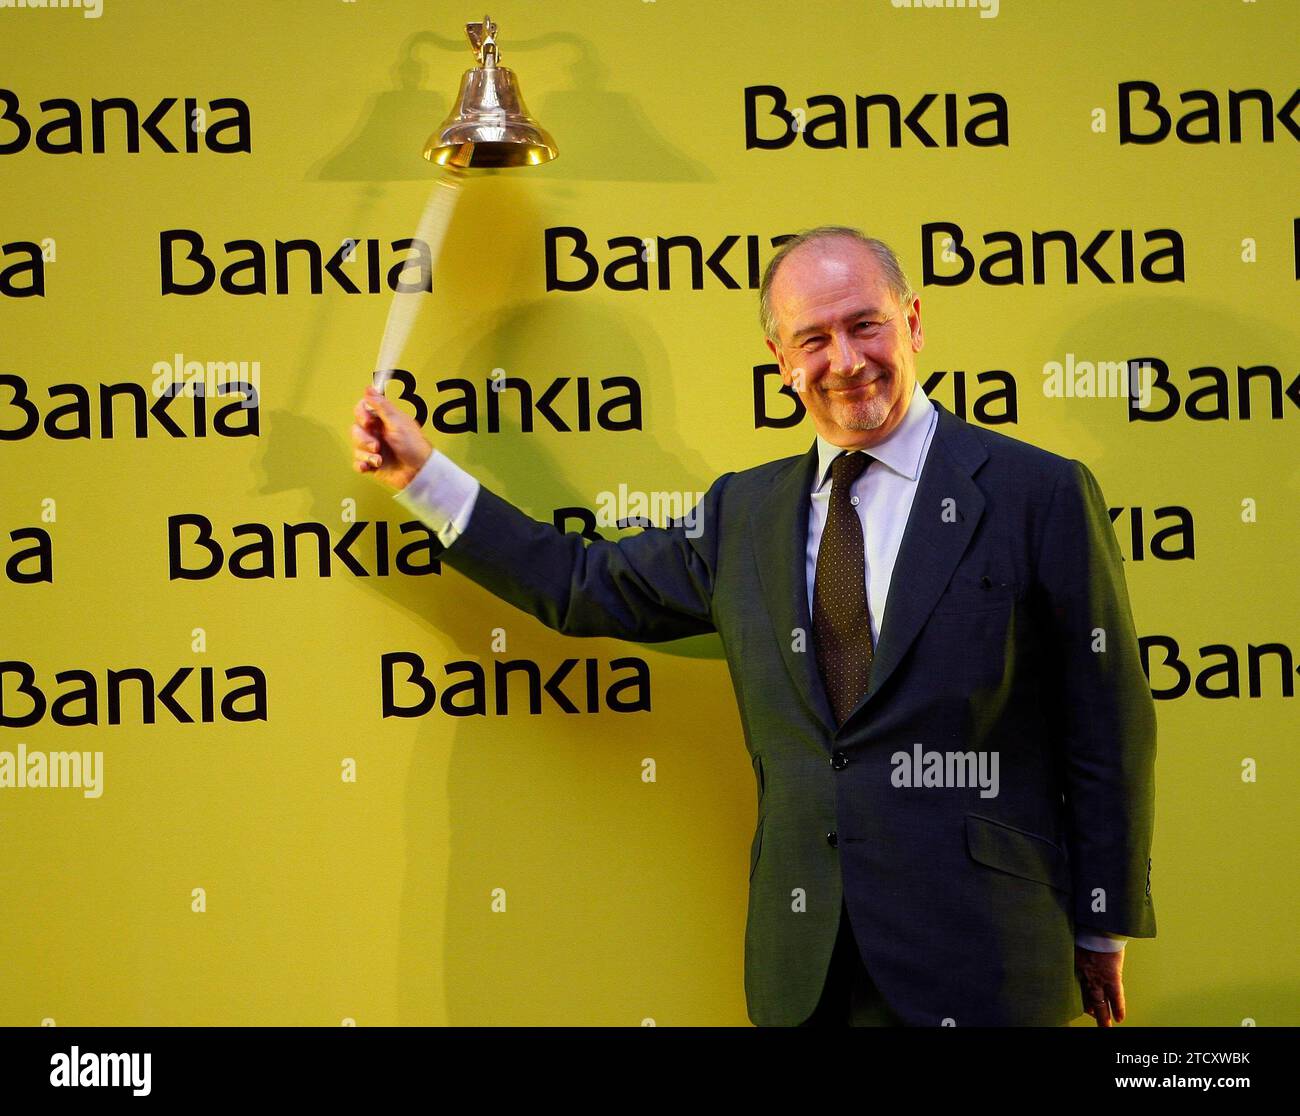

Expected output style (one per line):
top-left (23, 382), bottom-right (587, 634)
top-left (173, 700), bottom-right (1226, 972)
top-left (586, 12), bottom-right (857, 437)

top-left (828, 331), bottom-right (865, 376)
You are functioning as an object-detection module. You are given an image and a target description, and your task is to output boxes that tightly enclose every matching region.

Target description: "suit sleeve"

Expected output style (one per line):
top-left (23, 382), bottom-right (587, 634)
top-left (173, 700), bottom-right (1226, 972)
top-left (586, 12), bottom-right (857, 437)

top-left (419, 469), bottom-right (734, 643)
top-left (1036, 459), bottom-right (1157, 939)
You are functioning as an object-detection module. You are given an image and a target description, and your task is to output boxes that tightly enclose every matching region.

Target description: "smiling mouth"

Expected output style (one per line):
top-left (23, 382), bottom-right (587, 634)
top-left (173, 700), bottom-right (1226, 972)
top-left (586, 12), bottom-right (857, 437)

top-left (827, 375), bottom-right (886, 394)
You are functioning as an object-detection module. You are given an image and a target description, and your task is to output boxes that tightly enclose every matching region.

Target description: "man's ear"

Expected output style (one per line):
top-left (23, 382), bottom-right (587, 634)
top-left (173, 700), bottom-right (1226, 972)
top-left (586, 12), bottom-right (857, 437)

top-left (765, 336), bottom-right (791, 385)
top-left (907, 297), bottom-right (924, 353)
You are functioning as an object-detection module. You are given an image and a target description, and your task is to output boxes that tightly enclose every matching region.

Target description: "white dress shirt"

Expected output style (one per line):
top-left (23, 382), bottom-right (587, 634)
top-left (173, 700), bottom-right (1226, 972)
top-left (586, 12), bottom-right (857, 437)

top-left (390, 381), bottom-right (1126, 953)
top-left (807, 380), bottom-right (937, 649)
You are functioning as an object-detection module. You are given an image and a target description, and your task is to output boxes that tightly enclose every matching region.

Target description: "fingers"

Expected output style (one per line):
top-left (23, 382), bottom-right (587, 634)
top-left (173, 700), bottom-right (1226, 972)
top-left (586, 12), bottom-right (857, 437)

top-left (353, 395), bottom-right (381, 430)
top-left (352, 387), bottom-right (422, 485)
top-left (351, 408), bottom-right (379, 473)
top-left (1076, 948), bottom-right (1121, 1028)
top-left (362, 384), bottom-right (393, 427)
top-left (350, 416), bottom-right (384, 474)
top-left (353, 445), bottom-right (383, 471)
top-left (351, 389), bottom-right (388, 477)
top-left (1083, 989), bottom-right (1111, 1027)
top-left (351, 422), bottom-right (381, 455)
top-left (1110, 979), bottom-right (1127, 1024)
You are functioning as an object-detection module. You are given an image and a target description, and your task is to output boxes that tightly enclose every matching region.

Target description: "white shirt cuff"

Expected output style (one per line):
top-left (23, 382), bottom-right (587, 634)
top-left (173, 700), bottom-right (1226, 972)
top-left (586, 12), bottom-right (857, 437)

top-left (1075, 931), bottom-right (1128, 953)
top-left (392, 448), bottom-right (480, 549)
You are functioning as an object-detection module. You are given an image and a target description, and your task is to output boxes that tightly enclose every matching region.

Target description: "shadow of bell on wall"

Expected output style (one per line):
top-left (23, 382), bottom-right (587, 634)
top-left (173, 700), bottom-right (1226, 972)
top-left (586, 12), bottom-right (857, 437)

top-left (311, 48), bottom-right (448, 181)
top-left (525, 30), bottom-right (712, 182)
top-left (312, 22), bottom-right (708, 182)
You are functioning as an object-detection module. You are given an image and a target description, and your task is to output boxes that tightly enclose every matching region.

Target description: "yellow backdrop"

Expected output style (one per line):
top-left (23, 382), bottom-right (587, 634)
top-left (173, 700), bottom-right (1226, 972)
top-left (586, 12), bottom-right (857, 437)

top-left (2, 0), bottom-right (1296, 1025)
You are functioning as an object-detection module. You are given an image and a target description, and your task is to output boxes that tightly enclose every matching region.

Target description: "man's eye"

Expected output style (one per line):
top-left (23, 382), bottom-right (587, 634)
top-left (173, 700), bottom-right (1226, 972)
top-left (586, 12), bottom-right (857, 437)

top-left (855, 320), bottom-right (879, 331)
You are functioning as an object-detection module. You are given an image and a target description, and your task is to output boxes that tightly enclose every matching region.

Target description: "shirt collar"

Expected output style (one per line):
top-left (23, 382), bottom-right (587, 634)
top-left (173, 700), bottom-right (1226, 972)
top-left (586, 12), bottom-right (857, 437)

top-left (812, 381), bottom-right (935, 493)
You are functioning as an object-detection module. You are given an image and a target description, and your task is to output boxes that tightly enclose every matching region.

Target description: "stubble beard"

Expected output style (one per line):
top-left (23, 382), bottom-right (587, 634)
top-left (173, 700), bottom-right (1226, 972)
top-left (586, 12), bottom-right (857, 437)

top-left (825, 375), bottom-right (893, 431)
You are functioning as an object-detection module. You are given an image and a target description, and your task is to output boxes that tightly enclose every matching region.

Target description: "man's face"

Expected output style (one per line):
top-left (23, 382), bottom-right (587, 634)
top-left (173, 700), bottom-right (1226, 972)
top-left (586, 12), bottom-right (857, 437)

top-left (764, 239), bottom-right (924, 448)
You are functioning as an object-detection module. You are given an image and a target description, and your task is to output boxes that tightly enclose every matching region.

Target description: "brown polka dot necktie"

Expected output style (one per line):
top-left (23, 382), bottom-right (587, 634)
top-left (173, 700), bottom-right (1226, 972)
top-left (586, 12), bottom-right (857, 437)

top-left (813, 450), bottom-right (875, 725)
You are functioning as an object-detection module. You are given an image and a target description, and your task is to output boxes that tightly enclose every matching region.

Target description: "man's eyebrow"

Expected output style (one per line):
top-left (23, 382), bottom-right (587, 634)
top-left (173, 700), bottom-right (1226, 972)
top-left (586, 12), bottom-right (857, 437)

top-left (789, 307), bottom-right (886, 342)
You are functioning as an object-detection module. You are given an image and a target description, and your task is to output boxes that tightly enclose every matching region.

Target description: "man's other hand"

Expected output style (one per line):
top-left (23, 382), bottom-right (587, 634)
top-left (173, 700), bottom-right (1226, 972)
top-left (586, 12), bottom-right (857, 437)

top-left (351, 384), bottom-right (432, 491)
top-left (1074, 943), bottom-right (1127, 1026)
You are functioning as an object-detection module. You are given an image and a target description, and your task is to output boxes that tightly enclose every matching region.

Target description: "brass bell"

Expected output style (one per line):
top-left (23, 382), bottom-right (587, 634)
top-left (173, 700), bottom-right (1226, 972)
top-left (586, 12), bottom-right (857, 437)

top-left (423, 14), bottom-right (557, 169)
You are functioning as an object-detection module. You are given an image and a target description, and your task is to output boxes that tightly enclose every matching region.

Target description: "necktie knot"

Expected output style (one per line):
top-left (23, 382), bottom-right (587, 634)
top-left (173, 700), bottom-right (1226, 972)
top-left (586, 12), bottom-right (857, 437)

top-left (830, 450), bottom-right (873, 492)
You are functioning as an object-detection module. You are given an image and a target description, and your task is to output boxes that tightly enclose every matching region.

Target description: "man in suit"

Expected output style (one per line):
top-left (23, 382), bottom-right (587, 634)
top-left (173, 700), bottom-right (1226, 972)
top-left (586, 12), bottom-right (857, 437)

top-left (350, 226), bottom-right (1156, 1027)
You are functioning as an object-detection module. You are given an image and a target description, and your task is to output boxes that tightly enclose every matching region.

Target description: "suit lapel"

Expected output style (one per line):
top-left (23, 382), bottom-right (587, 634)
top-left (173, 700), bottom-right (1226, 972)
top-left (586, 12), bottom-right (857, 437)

top-left (750, 440), bottom-right (838, 737)
top-left (843, 401), bottom-right (988, 727)
top-left (749, 400), bottom-right (990, 741)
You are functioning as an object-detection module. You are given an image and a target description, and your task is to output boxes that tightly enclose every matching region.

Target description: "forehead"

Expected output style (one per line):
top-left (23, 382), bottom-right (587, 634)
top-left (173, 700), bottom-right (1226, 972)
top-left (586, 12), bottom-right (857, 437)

top-left (770, 240), bottom-right (896, 334)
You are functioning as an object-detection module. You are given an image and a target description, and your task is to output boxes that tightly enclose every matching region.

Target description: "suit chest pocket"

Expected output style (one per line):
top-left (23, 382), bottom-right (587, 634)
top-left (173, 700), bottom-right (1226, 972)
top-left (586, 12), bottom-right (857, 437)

top-left (921, 590), bottom-right (1018, 693)
top-left (930, 575), bottom-right (1020, 617)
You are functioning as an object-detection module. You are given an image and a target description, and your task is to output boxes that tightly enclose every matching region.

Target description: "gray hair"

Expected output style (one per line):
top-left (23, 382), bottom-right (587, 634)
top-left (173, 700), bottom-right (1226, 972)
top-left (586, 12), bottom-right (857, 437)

top-left (759, 226), bottom-right (914, 343)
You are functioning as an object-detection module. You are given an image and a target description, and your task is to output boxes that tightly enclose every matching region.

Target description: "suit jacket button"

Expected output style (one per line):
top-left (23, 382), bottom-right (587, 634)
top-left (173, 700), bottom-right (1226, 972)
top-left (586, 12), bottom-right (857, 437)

top-left (831, 751), bottom-right (848, 770)
top-left (826, 831), bottom-right (838, 848)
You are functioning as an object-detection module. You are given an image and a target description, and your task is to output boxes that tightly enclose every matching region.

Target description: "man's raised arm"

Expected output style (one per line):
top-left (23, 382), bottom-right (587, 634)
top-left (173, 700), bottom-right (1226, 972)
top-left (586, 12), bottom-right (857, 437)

top-left (352, 385), bottom-right (728, 643)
